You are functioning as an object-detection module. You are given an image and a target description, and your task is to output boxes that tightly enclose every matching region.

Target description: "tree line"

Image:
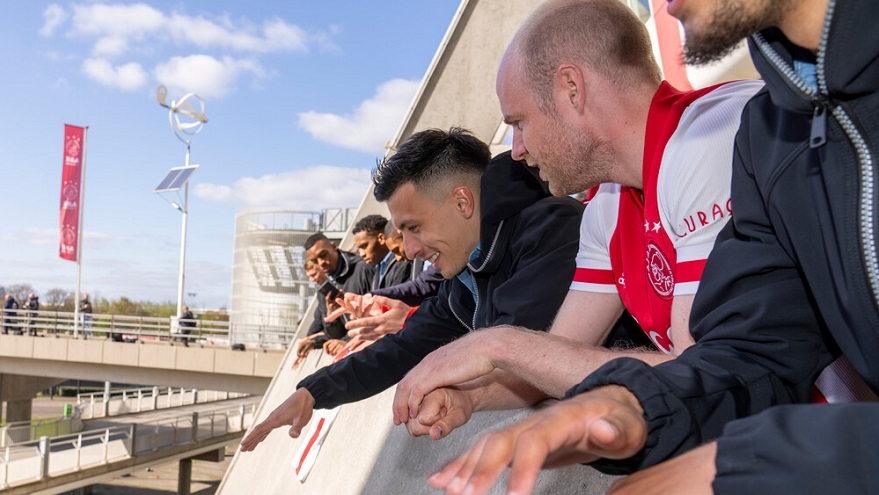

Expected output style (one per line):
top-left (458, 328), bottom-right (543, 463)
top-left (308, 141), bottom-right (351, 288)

top-left (1, 283), bottom-right (228, 321)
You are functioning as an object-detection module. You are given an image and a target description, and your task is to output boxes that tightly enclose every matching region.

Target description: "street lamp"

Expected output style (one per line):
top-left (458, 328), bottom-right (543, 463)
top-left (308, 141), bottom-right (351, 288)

top-left (154, 85), bottom-right (208, 320)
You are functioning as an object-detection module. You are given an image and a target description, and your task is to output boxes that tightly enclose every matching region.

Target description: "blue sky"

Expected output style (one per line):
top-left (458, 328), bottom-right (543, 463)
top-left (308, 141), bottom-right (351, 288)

top-left (0, 1), bottom-right (460, 309)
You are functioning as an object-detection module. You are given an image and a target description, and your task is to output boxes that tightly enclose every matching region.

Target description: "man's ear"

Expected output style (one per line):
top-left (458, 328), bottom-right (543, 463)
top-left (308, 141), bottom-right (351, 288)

top-left (376, 232), bottom-right (386, 245)
top-left (451, 186), bottom-right (476, 219)
top-left (557, 64), bottom-right (586, 114)
top-left (330, 241), bottom-right (337, 249)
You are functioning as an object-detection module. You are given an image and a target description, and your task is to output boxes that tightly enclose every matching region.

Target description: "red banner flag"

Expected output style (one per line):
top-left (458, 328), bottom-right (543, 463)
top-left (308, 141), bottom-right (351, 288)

top-left (60, 124), bottom-right (85, 261)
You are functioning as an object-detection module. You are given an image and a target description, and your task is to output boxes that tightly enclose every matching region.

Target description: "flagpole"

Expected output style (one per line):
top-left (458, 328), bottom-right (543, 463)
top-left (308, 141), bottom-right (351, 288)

top-left (73, 126), bottom-right (89, 338)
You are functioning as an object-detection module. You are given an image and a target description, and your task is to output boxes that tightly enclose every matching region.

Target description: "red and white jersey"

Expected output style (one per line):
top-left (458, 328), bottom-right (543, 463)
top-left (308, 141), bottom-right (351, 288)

top-left (571, 80), bottom-right (763, 354)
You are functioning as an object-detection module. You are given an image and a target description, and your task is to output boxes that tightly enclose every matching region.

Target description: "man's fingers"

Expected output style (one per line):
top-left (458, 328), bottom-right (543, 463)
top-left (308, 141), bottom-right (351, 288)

top-left (407, 383), bottom-right (427, 422)
top-left (506, 430), bottom-right (551, 495)
top-left (429, 406), bottom-right (469, 440)
top-left (405, 418), bottom-right (432, 437)
top-left (446, 432), bottom-right (514, 495)
top-left (346, 325), bottom-right (379, 339)
top-left (289, 425), bottom-right (303, 438)
top-left (392, 381), bottom-right (412, 425)
top-left (239, 427), bottom-right (269, 452)
top-left (325, 306), bottom-right (349, 322)
top-left (347, 314), bottom-right (384, 329)
top-left (428, 449), bottom-right (469, 490)
top-left (291, 355), bottom-right (304, 369)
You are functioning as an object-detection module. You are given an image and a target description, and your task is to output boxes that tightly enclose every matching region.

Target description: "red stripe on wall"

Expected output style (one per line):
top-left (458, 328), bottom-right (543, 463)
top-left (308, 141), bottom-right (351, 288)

top-left (295, 417), bottom-right (326, 475)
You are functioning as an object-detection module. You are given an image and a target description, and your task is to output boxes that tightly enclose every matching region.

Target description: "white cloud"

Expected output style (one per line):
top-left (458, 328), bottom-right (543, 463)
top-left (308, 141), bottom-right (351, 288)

top-left (166, 15), bottom-right (309, 53)
top-left (92, 36), bottom-right (130, 58)
top-left (82, 58), bottom-right (148, 91)
top-left (154, 55), bottom-right (265, 99)
top-left (40, 4), bottom-right (67, 37)
top-left (297, 79), bottom-right (420, 154)
top-left (41, 3), bottom-right (326, 98)
top-left (194, 166), bottom-right (371, 210)
top-left (62, 3), bottom-right (313, 57)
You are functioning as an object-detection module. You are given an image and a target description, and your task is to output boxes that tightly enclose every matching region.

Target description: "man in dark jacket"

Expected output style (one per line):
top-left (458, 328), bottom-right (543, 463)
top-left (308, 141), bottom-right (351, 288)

top-left (351, 214), bottom-right (411, 290)
top-left (240, 128), bottom-right (584, 453)
top-left (3, 294), bottom-right (19, 335)
top-left (300, 232), bottom-right (375, 356)
top-left (429, 1), bottom-right (879, 495)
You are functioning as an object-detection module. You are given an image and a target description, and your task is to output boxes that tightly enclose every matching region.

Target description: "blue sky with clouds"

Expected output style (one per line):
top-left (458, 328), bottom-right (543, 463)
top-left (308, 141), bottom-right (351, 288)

top-left (0, 1), bottom-right (460, 309)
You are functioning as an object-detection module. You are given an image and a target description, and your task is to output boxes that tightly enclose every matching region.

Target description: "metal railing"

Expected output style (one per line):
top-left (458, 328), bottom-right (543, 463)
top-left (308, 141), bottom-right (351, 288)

top-left (0, 309), bottom-right (298, 348)
top-left (0, 398), bottom-right (259, 490)
top-left (76, 386), bottom-right (248, 419)
top-left (0, 417), bottom-right (82, 449)
top-left (0, 388), bottom-right (248, 448)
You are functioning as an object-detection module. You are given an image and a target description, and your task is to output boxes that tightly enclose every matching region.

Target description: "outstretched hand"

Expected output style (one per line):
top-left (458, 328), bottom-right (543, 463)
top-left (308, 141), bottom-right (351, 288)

top-left (393, 328), bottom-right (500, 426)
top-left (240, 387), bottom-right (316, 452)
top-left (344, 295), bottom-right (412, 340)
top-left (428, 385), bottom-right (647, 495)
top-left (325, 292), bottom-right (377, 323)
top-left (323, 338), bottom-right (347, 356)
top-left (292, 334), bottom-right (319, 369)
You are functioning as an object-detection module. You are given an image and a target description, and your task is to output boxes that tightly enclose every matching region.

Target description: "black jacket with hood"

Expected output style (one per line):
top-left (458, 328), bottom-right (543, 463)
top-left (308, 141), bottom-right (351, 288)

top-left (299, 151), bottom-right (584, 409)
top-left (570, 1), bottom-right (879, 493)
top-left (307, 249), bottom-right (376, 343)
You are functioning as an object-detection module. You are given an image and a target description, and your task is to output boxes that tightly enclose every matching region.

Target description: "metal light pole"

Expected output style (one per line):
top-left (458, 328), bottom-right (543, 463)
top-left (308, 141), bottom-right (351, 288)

top-left (155, 85), bottom-right (207, 319)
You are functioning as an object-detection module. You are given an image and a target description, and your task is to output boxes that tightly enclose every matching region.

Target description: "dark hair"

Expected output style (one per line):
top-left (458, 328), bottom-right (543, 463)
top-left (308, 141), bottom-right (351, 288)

top-left (304, 232), bottom-right (330, 251)
top-left (372, 127), bottom-right (491, 201)
top-left (384, 219), bottom-right (400, 238)
top-left (352, 214), bottom-right (389, 236)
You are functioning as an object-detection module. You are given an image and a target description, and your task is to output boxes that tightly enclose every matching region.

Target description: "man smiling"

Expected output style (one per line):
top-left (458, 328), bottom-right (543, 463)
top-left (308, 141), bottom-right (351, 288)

top-left (240, 127), bottom-right (584, 453)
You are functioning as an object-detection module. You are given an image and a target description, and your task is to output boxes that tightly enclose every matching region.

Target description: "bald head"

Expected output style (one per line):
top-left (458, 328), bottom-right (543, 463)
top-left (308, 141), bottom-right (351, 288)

top-left (508, 0), bottom-right (661, 112)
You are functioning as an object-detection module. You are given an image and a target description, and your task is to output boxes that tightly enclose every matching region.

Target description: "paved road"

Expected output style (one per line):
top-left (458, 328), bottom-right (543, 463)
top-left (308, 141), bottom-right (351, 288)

top-left (92, 444), bottom-right (235, 495)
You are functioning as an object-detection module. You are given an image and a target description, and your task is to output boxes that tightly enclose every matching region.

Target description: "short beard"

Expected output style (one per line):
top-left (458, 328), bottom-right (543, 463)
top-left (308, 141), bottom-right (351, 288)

top-left (545, 124), bottom-right (615, 196)
top-left (682, 0), bottom-right (783, 66)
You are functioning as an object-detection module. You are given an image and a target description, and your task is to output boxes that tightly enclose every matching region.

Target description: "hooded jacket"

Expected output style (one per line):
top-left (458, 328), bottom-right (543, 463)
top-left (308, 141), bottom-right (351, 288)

top-left (570, 1), bottom-right (879, 492)
top-left (299, 151), bottom-right (584, 408)
top-left (307, 249), bottom-right (376, 343)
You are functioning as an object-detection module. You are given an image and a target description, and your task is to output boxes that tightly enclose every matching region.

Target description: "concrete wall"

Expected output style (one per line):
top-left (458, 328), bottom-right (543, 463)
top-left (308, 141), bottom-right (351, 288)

top-left (220, 349), bottom-right (620, 495)
top-left (0, 335), bottom-right (281, 395)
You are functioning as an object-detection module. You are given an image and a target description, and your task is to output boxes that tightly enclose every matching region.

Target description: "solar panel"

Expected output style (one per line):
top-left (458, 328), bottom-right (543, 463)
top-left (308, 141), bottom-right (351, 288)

top-left (154, 165), bottom-right (199, 192)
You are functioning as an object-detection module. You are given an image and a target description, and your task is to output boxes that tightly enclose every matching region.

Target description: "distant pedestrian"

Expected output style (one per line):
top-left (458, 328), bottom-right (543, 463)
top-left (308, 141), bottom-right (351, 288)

top-left (3, 294), bottom-right (19, 335)
top-left (23, 293), bottom-right (39, 336)
top-left (178, 305), bottom-right (196, 347)
top-left (79, 294), bottom-right (92, 339)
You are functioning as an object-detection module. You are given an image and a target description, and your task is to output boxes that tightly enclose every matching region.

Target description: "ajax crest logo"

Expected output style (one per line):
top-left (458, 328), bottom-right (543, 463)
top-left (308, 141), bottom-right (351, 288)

top-left (646, 242), bottom-right (674, 299)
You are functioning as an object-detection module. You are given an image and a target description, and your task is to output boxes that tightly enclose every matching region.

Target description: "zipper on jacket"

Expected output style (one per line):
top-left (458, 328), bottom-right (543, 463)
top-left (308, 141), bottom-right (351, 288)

top-left (468, 220), bottom-right (505, 273)
top-left (810, 102), bottom-right (827, 148)
top-left (818, 0), bottom-right (879, 309)
top-left (758, 0), bottom-right (879, 309)
top-left (448, 293), bottom-right (474, 332)
top-left (461, 219), bottom-right (503, 331)
top-left (834, 107), bottom-right (879, 308)
top-left (471, 282), bottom-right (480, 330)
top-left (752, 32), bottom-right (818, 100)
top-left (753, 28), bottom-right (828, 150)
top-left (810, 0), bottom-right (833, 150)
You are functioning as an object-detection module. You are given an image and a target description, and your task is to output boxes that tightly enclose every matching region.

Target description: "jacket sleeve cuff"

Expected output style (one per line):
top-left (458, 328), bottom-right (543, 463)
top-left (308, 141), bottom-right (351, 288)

top-left (401, 306), bottom-right (420, 330)
top-left (297, 368), bottom-right (335, 410)
top-left (564, 358), bottom-right (683, 474)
